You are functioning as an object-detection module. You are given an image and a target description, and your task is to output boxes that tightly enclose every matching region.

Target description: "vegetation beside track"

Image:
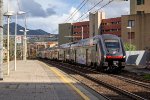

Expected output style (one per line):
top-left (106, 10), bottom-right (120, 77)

top-left (143, 74), bottom-right (150, 80)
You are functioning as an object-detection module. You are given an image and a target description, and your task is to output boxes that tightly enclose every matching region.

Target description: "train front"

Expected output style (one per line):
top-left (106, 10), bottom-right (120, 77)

top-left (102, 35), bottom-right (126, 71)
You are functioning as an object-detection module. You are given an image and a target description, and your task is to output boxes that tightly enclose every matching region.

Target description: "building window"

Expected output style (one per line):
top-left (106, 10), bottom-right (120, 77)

top-left (128, 32), bottom-right (135, 39)
top-left (128, 20), bottom-right (135, 27)
top-left (137, 11), bottom-right (145, 14)
top-left (137, 0), bottom-right (144, 5)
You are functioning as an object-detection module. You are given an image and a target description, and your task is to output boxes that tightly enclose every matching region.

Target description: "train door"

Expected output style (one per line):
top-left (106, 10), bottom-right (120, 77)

top-left (64, 51), bottom-right (66, 61)
top-left (57, 51), bottom-right (59, 60)
top-left (75, 50), bottom-right (77, 63)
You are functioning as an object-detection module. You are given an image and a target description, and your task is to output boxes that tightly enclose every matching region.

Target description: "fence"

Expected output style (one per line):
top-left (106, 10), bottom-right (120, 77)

top-left (126, 50), bottom-right (150, 68)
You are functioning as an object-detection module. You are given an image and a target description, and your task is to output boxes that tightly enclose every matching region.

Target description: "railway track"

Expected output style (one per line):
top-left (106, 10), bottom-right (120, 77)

top-left (41, 59), bottom-right (150, 100)
top-left (110, 74), bottom-right (150, 90)
top-left (63, 62), bottom-right (150, 90)
top-left (68, 63), bottom-right (150, 90)
top-left (120, 71), bottom-right (150, 84)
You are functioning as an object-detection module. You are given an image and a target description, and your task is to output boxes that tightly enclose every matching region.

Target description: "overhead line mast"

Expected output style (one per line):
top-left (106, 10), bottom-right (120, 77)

top-left (0, 0), bottom-right (3, 80)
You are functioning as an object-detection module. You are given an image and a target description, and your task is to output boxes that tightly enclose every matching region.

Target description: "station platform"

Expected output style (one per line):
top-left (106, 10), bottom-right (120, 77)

top-left (0, 60), bottom-right (105, 100)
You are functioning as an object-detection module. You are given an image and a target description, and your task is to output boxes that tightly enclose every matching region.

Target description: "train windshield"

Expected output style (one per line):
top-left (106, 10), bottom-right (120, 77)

top-left (104, 39), bottom-right (120, 49)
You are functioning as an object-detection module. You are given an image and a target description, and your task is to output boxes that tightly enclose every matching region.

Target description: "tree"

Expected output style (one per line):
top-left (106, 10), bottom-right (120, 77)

top-left (3, 37), bottom-right (24, 60)
top-left (124, 43), bottom-right (136, 51)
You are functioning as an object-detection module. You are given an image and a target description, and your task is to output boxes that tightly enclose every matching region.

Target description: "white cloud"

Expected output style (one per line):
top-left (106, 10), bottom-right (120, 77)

top-left (3, 0), bottom-right (130, 34)
top-left (88, 0), bottom-right (130, 18)
top-left (17, 7), bottom-right (82, 34)
top-left (3, 0), bottom-right (17, 12)
top-left (105, 0), bottom-right (129, 18)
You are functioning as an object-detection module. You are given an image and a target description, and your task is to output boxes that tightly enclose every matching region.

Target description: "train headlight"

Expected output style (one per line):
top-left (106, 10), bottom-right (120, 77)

top-left (123, 56), bottom-right (126, 58)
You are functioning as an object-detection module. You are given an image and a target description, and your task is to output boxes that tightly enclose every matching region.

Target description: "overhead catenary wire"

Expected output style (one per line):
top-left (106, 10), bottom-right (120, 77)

top-left (64, 0), bottom-right (86, 22)
top-left (65, 0), bottom-right (89, 23)
top-left (17, 0), bottom-right (21, 11)
top-left (49, 0), bottom-right (115, 34)
top-left (75, 0), bottom-right (104, 22)
top-left (80, 0), bottom-right (114, 21)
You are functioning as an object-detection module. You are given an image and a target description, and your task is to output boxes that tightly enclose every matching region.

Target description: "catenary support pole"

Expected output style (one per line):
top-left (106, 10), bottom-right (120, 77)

top-left (0, 0), bottom-right (3, 80)
top-left (23, 15), bottom-right (27, 61)
top-left (7, 16), bottom-right (10, 75)
top-left (81, 26), bottom-right (83, 40)
top-left (14, 14), bottom-right (17, 70)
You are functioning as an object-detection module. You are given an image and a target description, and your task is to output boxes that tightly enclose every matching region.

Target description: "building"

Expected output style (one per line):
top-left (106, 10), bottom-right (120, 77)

top-left (121, 0), bottom-right (150, 50)
top-left (58, 12), bottom-right (122, 45)
top-left (131, 0), bottom-right (150, 14)
top-left (72, 21), bottom-right (89, 41)
top-left (101, 17), bottom-right (121, 37)
top-left (58, 0), bottom-right (150, 50)
top-left (89, 12), bottom-right (105, 37)
top-left (58, 23), bottom-right (72, 45)
top-left (28, 41), bottom-right (58, 58)
top-left (121, 13), bottom-right (150, 50)
top-left (89, 12), bottom-right (122, 37)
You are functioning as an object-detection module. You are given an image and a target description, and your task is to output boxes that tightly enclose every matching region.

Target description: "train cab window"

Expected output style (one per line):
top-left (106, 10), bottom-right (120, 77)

top-left (104, 40), bottom-right (120, 49)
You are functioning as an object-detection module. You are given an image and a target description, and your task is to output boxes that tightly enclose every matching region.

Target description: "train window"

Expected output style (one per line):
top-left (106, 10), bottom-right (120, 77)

top-left (104, 40), bottom-right (120, 49)
top-left (96, 44), bottom-right (98, 51)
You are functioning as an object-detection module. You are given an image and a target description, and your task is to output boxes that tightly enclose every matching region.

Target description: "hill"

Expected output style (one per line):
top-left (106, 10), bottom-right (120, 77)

top-left (3, 23), bottom-right (50, 35)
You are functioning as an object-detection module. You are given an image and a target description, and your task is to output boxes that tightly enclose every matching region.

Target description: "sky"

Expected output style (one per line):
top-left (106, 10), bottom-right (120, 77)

top-left (4, 0), bottom-right (130, 34)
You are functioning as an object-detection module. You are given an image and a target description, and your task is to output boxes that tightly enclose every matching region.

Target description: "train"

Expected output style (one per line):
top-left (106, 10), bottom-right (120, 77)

top-left (37, 34), bottom-right (126, 72)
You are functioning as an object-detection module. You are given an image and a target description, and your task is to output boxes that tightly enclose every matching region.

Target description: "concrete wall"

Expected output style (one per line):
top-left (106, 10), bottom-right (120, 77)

top-left (126, 51), bottom-right (150, 67)
top-left (58, 23), bottom-right (72, 45)
top-left (89, 12), bottom-right (105, 37)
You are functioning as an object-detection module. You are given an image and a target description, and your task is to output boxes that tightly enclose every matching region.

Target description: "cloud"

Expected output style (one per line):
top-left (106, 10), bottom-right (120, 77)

top-left (102, 0), bottom-right (130, 18)
top-left (18, 7), bottom-right (82, 34)
top-left (5, 0), bottom-right (129, 34)
top-left (19, 0), bottom-right (56, 18)
top-left (87, 0), bottom-right (130, 18)
top-left (46, 8), bottom-right (56, 15)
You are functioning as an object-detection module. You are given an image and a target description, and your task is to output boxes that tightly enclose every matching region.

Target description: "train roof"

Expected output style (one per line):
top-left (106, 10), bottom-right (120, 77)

top-left (59, 34), bottom-right (120, 48)
top-left (101, 34), bottom-right (119, 40)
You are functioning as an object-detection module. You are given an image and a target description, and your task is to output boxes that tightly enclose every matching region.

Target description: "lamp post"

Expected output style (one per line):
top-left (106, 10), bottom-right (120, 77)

top-left (127, 26), bottom-right (132, 50)
top-left (19, 29), bottom-right (29, 61)
top-left (0, 0), bottom-right (3, 80)
top-left (14, 11), bottom-right (26, 70)
top-left (127, 26), bottom-right (132, 64)
top-left (4, 11), bottom-right (14, 75)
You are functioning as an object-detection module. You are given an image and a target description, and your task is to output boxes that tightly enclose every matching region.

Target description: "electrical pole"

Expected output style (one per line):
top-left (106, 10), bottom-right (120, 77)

top-left (14, 14), bottom-right (17, 71)
top-left (81, 26), bottom-right (83, 40)
top-left (7, 16), bottom-right (10, 75)
top-left (0, 0), bottom-right (3, 80)
top-left (24, 15), bottom-right (27, 61)
top-left (4, 1), bottom-right (14, 75)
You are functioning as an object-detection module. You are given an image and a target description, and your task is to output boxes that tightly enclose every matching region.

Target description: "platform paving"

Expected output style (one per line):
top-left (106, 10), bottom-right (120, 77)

top-left (0, 60), bottom-right (104, 100)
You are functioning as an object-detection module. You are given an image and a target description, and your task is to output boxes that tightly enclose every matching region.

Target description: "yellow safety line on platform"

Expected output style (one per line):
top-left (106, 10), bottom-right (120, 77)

top-left (39, 61), bottom-right (90, 100)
